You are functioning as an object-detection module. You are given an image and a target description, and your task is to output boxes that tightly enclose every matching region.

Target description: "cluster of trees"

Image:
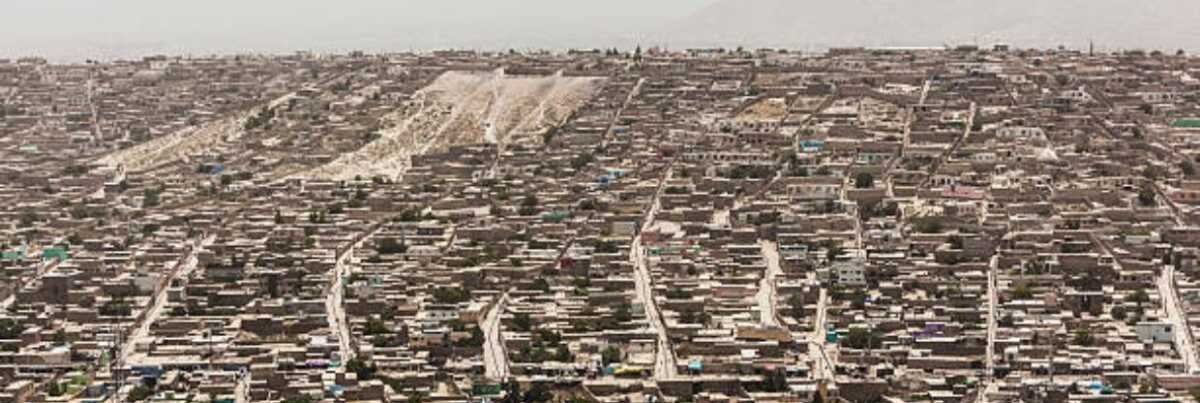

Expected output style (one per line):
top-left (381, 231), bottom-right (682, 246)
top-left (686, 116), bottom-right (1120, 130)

top-left (679, 309), bottom-right (711, 325)
top-left (913, 220), bottom-right (943, 234)
top-left (62, 165), bottom-right (90, 177)
top-left (512, 312), bottom-right (533, 332)
top-left (567, 302), bottom-right (633, 332)
top-left (243, 106), bottom-right (275, 131)
top-left (498, 379), bottom-right (554, 403)
top-left (346, 358), bottom-right (378, 381)
top-left (376, 237), bottom-right (408, 255)
top-left (760, 368), bottom-right (790, 392)
top-left (570, 152), bottom-right (595, 171)
top-left (70, 204), bottom-right (108, 220)
top-left (451, 323), bottom-right (485, 348)
top-left (594, 240), bottom-right (621, 254)
top-left (18, 211), bottom-right (38, 228)
top-left (307, 207), bottom-right (334, 224)
top-left (99, 299), bottom-right (132, 317)
top-left (854, 173), bottom-right (875, 189)
top-left (1073, 329), bottom-right (1095, 346)
top-left (526, 278), bottom-right (550, 292)
top-left (723, 164), bottom-right (775, 180)
top-left (861, 201), bottom-right (899, 219)
top-left (750, 211), bottom-right (780, 226)
top-left (432, 287), bottom-right (471, 304)
top-left (1138, 186), bottom-right (1157, 207)
top-left (664, 186), bottom-right (690, 195)
top-left (600, 345), bottom-right (622, 366)
top-left (143, 187), bottom-right (162, 208)
top-left (348, 187), bottom-right (370, 208)
top-left (0, 319), bottom-right (25, 339)
top-left (514, 332), bottom-right (573, 364)
top-left (843, 327), bottom-right (884, 350)
top-left (786, 293), bottom-right (806, 322)
top-left (395, 206), bottom-right (424, 222)
top-left (518, 195), bottom-right (540, 217)
top-left (364, 318), bottom-right (390, 336)
top-left (1011, 283), bottom-right (1035, 299)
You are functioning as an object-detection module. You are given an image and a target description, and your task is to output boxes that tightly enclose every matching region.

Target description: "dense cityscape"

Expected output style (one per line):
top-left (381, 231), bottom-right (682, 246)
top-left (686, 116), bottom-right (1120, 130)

top-left (3, 45), bottom-right (1200, 403)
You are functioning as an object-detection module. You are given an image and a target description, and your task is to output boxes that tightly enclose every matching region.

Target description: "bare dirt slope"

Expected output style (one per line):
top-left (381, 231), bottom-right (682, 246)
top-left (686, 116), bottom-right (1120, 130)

top-left (306, 69), bottom-right (605, 180)
top-left (96, 112), bottom-right (250, 173)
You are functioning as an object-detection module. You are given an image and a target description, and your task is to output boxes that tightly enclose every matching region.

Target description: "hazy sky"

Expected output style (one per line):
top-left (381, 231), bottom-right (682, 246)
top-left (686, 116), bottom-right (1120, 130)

top-left (5, 0), bottom-right (1197, 62)
top-left (2, 0), bottom-right (715, 61)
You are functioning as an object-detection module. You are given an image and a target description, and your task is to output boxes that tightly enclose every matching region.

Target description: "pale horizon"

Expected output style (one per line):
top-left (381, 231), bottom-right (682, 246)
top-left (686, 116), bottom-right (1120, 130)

top-left (5, 0), bottom-right (1200, 62)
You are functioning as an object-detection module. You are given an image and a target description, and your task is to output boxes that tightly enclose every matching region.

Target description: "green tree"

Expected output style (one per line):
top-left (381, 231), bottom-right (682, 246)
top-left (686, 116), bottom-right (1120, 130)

top-left (914, 220), bottom-right (943, 234)
top-left (762, 368), bottom-right (789, 392)
top-left (844, 327), bottom-right (881, 349)
top-left (1138, 186), bottom-right (1157, 207)
top-left (555, 345), bottom-right (573, 362)
top-left (512, 313), bottom-right (533, 332)
top-left (18, 211), bottom-right (37, 228)
top-left (601, 345), bottom-right (622, 366)
top-left (854, 173), bottom-right (875, 189)
top-left (1130, 288), bottom-right (1150, 306)
top-left (570, 152), bottom-right (595, 171)
top-left (365, 318), bottom-right (390, 335)
top-left (1012, 284), bottom-right (1035, 299)
top-left (143, 188), bottom-right (161, 208)
top-left (529, 278), bottom-right (550, 292)
top-left (614, 302), bottom-right (633, 323)
top-left (1187, 386), bottom-right (1200, 402)
top-left (432, 287), bottom-right (470, 304)
top-left (346, 358), bottom-right (377, 380)
top-left (1073, 329), bottom-right (1095, 346)
top-left (376, 237), bottom-right (408, 255)
top-left (522, 383), bottom-right (553, 403)
top-left (948, 236), bottom-right (965, 250)
top-left (786, 293), bottom-right (806, 322)
top-left (128, 385), bottom-right (154, 401)
top-left (47, 382), bottom-right (68, 397)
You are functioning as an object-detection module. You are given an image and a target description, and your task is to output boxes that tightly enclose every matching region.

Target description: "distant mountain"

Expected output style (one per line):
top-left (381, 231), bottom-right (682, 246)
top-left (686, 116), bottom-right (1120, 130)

top-left (661, 0), bottom-right (1200, 52)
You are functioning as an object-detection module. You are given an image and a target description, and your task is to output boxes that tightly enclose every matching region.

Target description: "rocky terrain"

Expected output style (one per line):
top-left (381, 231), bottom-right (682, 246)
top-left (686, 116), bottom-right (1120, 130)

top-left (306, 69), bottom-right (604, 180)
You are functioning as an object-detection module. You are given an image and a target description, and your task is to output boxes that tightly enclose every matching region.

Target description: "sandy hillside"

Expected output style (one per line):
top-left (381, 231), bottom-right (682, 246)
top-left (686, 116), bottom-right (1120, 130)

top-left (306, 69), bottom-right (605, 180)
top-left (96, 113), bottom-right (250, 173)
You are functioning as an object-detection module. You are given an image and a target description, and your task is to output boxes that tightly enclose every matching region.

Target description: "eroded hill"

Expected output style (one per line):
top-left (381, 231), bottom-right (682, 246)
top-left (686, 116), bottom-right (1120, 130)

top-left (305, 69), bottom-right (605, 180)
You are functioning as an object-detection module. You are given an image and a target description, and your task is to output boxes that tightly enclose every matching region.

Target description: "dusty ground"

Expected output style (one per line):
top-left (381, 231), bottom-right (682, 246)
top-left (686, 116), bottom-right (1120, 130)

top-left (736, 97), bottom-right (788, 122)
top-left (96, 112), bottom-right (250, 173)
top-left (305, 70), bottom-right (605, 181)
